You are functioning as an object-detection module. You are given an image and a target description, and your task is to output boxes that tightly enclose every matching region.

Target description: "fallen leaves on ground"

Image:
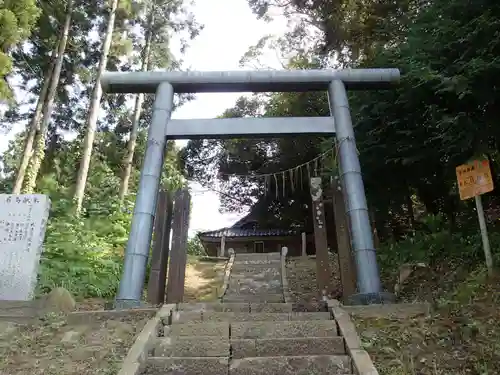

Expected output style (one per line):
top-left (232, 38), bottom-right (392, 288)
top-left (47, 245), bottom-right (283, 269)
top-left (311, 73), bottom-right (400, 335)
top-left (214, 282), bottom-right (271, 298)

top-left (286, 254), bottom-right (341, 311)
top-left (0, 312), bottom-right (151, 375)
top-left (286, 255), bottom-right (500, 374)
top-left (354, 270), bottom-right (500, 375)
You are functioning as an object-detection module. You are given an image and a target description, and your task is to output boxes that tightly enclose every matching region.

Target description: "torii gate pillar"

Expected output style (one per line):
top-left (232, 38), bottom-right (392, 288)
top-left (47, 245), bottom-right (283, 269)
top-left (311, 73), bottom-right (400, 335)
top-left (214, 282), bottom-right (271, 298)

top-left (101, 69), bottom-right (399, 307)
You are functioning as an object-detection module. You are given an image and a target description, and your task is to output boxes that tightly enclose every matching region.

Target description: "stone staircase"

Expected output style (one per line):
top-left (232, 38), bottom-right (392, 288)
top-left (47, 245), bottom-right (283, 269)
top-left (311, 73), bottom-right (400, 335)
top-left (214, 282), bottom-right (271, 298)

top-left (223, 252), bottom-right (284, 304)
top-left (126, 252), bottom-right (375, 375)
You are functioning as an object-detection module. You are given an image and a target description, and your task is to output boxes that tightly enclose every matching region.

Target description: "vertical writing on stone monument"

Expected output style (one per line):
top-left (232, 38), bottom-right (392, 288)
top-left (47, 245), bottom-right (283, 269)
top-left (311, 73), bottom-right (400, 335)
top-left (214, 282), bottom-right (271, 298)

top-left (0, 194), bottom-right (51, 301)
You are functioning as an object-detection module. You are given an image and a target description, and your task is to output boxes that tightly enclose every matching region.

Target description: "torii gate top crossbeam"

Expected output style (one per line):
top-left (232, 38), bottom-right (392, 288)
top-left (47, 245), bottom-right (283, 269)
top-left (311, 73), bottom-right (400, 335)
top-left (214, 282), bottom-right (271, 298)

top-left (100, 68), bottom-right (400, 94)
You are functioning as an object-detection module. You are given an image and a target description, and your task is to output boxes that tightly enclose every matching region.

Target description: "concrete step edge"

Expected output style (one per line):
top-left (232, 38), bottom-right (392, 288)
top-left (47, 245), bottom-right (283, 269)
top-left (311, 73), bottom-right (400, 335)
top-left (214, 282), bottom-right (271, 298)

top-left (171, 311), bottom-right (332, 324)
top-left (153, 336), bottom-right (230, 357)
top-left (229, 355), bottom-right (353, 374)
top-left (146, 355), bottom-right (230, 373)
top-left (156, 335), bottom-right (341, 341)
top-left (230, 354), bottom-right (351, 360)
top-left (154, 336), bottom-right (346, 358)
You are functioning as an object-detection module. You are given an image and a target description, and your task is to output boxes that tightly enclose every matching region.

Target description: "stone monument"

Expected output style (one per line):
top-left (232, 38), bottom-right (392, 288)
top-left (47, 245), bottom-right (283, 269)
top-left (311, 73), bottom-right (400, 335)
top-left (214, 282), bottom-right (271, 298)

top-left (0, 194), bottom-right (50, 301)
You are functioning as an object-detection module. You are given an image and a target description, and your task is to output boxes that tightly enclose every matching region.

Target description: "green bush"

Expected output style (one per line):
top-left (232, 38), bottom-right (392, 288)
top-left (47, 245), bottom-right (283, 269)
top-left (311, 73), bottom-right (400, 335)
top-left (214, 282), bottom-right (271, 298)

top-left (377, 214), bottom-right (500, 276)
top-left (187, 235), bottom-right (206, 256)
top-left (36, 200), bottom-right (132, 298)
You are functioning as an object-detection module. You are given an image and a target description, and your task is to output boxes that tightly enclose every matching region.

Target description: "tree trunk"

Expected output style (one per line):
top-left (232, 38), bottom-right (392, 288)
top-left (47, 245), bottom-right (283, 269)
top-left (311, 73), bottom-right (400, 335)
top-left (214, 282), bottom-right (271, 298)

top-left (12, 56), bottom-right (55, 193)
top-left (73, 0), bottom-right (119, 213)
top-left (23, 0), bottom-right (73, 193)
top-left (119, 10), bottom-right (154, 202)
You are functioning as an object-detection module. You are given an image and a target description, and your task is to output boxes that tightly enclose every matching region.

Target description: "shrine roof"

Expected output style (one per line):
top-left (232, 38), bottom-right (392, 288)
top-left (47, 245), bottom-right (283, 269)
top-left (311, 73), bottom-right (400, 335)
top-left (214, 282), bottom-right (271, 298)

top-left (198, 227), bottom-right (297, 239)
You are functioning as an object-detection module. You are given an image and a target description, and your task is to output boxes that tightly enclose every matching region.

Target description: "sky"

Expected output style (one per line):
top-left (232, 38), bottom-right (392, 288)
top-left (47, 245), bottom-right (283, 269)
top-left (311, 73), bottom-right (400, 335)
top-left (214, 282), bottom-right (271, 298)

top-left (171, 0), bottom-right (287, 235)
top-left (0, 0), bottom-right (288, 237)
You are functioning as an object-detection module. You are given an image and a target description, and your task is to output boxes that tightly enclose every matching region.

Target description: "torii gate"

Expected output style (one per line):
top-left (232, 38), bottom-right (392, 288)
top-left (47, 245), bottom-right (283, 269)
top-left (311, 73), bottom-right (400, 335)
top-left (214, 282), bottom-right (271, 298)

top-left (100, 69), bottom-right (400, 307)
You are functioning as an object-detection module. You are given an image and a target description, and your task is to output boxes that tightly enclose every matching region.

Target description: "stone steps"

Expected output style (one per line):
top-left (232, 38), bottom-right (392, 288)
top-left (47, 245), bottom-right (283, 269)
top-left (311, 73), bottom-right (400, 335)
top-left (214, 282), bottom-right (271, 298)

top-left (134, 248), bottom-right (362, 375)
top-left (166, 319), bottom-right (338, 339)
top-left (227, 286), bottom-right (282, 295)
top-left (230, 355), bottom-right (352, 375)
top-left (223, 293), bottom-right (284, 303)
top-left (154, 336), bottom-right (345, 358)
top-left (231, 320), bottom-right (338, 339)
top-left (232, 253), bottom-right (281, 261)
top-left (249, 303), bottom-right (293, 312)
top-left (231, 337), bottom-right (345, 358)
top-left (230, 269), bottom-right (280, 276)
top-left (233, 259), bottom-right (280, 265)
top-left (143, 355), bottom-right (353, 375)
top-left (177, 302), bottom-right (250, 312)
top-left (230, 268), bottom-right (279, 274)
top-left (176, 302), bottom-right (293, 313)
top-left (225, 287), bottom-right (283, 296)
top-left (154, 336), bottom-right (230, 357)
top-left (228, 279), bottom-right (282, 290)
top-left (171, 311), bottom-right (331, 324)
top-left (177, 302), bottom-right (293, 313)
top-left (143, 356), bottom-right (229, 375)
top-left (231, 263), bottom-right (281, 271)
top-left (167, 321), bottom-right (229, 337)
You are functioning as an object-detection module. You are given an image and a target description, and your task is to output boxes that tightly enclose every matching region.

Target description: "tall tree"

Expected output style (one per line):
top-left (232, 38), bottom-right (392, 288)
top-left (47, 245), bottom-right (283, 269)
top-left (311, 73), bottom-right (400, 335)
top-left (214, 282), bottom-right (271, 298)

top-left (73, 0), bottom-right (120, 213)
top-left (119, 8), bottom-right (154, 201)
top-left (23, 0), bottom-right (74, 193)
top-left (12, 55), bottom-right (54, 193)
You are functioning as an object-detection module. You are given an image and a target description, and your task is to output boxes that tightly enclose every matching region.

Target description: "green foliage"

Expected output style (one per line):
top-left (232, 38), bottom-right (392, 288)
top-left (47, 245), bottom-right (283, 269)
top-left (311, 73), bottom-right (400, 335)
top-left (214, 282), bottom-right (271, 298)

top-left (32, 165), bottom-right (135, 298)
top-left (377, 214), bottom-right (500, 278)
top-left (0, 126), bottom-right (185, 299)
top-left (187, 235), bottom-right (206, 256)
top-left (0, 0), bottom-right (199, 301)
top-left (0, 0), bottom-right (40, 99)
top-left (182, 0), bottom-right (500, 257)
top-left (38, 211), bottom-right (128, 298)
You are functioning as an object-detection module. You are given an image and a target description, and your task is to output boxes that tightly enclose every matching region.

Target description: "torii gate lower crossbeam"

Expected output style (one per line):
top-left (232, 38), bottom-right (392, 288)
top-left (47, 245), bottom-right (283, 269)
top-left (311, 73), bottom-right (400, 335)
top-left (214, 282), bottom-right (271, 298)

top-left (101, 69), bottom-right (399, 307)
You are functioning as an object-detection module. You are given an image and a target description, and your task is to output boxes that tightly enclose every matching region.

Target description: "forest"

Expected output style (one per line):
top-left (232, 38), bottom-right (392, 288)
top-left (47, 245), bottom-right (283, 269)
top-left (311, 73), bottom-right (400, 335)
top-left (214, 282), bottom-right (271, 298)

top-left (1, 0), bottom-right (500, 299)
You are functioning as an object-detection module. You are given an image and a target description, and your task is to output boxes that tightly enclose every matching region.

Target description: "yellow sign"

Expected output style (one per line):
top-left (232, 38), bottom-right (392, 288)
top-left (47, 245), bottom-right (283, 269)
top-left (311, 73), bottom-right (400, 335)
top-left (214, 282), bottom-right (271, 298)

top-left (456, 159), bottom-right (494, 200)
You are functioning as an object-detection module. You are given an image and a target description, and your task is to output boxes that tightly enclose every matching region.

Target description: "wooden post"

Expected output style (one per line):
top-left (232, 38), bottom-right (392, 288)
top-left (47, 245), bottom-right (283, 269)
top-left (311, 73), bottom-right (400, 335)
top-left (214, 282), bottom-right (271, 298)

top-left (331, 177), bottom-right (357, 299)
top-left (301, 232), bottom-right (307, 257)
top-left (177, 189), bottom-right (191, 301)
top-left (147, 190), bottom-right (173, 305)
top-left (166, 189), bottom-right (191, 304)
top-left (220, 234), bottom-right (226, 257)
top-left (309, 177), bottom-right (332, 298)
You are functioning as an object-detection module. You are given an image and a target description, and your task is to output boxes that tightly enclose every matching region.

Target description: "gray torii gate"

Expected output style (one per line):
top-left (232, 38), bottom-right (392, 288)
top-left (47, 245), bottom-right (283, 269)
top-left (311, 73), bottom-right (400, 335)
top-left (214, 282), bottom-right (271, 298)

top-left (100, 69), bottom-right (400, 307)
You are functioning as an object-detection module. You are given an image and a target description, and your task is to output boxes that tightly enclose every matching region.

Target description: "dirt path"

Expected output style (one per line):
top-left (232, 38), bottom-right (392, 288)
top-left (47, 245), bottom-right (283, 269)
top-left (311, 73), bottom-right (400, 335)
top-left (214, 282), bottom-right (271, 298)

top-left (183, 258), bottom-right (226, 302)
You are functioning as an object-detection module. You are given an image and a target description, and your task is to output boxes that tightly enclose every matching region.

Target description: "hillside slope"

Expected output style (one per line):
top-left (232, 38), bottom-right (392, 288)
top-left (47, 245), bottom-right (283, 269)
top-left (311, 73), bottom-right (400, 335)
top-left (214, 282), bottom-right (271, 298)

top-left (286, 255), bottom-right (500, 375)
